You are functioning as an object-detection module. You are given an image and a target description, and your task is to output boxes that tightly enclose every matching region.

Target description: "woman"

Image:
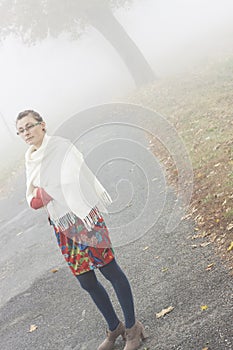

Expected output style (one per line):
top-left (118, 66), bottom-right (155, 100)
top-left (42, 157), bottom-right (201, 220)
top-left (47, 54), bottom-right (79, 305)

top-left (16, 110), bottom-right (146, 350)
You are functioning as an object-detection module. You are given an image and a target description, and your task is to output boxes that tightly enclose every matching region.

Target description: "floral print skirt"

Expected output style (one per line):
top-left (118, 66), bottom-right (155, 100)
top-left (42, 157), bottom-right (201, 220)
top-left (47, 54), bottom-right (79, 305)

top-left (49, 208), bottom-right (115, 276)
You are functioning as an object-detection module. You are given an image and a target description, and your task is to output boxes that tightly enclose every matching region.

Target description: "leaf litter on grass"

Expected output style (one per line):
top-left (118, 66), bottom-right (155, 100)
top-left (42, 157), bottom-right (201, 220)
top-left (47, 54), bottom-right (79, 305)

top-left (127, 54), bottom-right (233, 272)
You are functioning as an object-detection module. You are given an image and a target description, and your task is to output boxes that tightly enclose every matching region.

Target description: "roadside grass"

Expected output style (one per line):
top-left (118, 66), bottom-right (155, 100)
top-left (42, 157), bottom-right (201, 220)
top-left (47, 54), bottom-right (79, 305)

top-left (127, 55), bottom-right (233, 271)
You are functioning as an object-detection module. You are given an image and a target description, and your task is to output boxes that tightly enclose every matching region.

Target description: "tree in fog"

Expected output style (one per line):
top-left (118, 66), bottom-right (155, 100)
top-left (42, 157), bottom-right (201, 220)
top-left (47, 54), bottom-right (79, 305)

top-left (0, 0), bottom-right (155, 86)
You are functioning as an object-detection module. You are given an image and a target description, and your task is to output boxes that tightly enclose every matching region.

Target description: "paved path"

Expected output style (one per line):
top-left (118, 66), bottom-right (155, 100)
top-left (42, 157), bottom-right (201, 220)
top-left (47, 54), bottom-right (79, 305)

top-left (0, 113), bottom-right (232, 349)
top-left (0, 178), bottom-right (232, 349)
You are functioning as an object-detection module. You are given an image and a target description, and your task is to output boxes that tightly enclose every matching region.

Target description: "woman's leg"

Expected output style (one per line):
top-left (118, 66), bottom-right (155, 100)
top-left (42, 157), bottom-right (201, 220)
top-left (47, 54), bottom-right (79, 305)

top-left (99, 259), bottom-right (136, 329)
top-left (76, 269), bottom-right (120, 331)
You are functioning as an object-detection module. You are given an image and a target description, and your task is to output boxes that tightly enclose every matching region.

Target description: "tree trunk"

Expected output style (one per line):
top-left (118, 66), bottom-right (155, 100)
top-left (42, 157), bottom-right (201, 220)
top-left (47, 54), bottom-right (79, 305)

top-left (83, 1), bottom-right (156, 87)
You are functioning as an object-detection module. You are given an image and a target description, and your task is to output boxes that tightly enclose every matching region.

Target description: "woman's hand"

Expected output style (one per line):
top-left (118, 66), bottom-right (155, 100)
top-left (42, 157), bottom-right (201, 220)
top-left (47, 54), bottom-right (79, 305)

top-left (30, 187), bottom-right (53, 210)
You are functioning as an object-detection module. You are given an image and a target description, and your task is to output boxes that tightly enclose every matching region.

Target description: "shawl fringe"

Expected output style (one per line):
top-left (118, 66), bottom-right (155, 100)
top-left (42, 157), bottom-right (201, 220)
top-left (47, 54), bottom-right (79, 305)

top-left (52, 206), bottom-right (102, 232)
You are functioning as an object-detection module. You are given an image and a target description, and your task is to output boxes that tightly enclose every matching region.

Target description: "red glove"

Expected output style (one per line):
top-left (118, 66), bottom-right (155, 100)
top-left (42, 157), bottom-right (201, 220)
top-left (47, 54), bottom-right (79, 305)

top-left (30, 188), bottom-right (53, 210)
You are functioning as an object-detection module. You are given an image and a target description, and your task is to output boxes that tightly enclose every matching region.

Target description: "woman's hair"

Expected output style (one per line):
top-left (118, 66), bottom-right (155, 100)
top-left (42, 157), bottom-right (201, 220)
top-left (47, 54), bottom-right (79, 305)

top-left (16, 110), bottom-right (43, 124)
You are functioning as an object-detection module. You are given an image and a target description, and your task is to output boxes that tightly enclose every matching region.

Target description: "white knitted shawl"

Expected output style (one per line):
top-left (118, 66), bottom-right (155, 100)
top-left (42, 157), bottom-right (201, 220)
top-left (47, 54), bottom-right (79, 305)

top-left (25, 133), bottom-right (112, 231)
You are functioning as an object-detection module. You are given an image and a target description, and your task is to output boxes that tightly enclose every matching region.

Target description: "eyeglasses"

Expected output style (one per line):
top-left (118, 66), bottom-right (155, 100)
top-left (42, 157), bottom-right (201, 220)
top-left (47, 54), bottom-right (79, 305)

top-left (17, 122), bottom-right (41, 135)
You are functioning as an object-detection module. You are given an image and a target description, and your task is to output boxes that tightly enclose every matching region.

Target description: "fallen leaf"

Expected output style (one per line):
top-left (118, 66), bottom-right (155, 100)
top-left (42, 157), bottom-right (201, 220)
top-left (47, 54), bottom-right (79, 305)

top-left (152, 177), bottom-right (158, 181)
top-left (16, 232), bottom-right (23, 236)
top-left (222, 199), bottom-right (227, 206)
top-left (200, 242), bottom-right (211, 247)
top-left (227, 242), bottom-right (233, 252)
top-left (156, 306), bottom-right (174, 318)
top-left (191, 234), bottom-right (200, 240)
top-left (213, 144), bottom-right (221, 151)
top-left (143, 246), bottom-right (149, 251)
top-left (210, 234), bottom-right (217, 242)
top-left (201, 305), bottom-right (208, 311)
top-left (206, 263), bottom-right (214, 271)
top-left (226, 223), bottom-right (233, 231)
top-left (51, 268), bottom-right (59, 273)
top-left (195, 128), bottom-right (203, 135)
top-left (216, 192), bottom-right (224, 198)
top-left (28, 324), bottom-right (38, 333)
top-left (202, 231), bottom-right (210, 238)
top-left (162, 267), bottom-right (168, 272)
top-left (202, 347), bottom-right (209, 350)
top-left (191, 231), bottom-right (209, 240)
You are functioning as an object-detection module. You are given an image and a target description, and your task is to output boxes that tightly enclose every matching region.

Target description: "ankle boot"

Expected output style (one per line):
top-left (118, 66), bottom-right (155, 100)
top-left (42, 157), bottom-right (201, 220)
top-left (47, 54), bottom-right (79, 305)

top-left (123, 320), bottom-right (146, 350)
top-left (97, 321), bottom-right (126, 350)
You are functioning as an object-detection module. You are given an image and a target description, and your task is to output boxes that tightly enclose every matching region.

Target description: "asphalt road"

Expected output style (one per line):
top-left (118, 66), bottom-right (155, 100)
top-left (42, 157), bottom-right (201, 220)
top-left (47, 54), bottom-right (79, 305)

top-left (0, 109), bottom-right (232, 349)
top-left (0, 182), bottom-right (232, 350)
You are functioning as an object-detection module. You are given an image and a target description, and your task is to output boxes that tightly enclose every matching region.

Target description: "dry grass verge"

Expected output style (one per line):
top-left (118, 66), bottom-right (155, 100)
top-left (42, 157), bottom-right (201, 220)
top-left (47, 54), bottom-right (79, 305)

top-left (127, 55), bottom-right (233, 271)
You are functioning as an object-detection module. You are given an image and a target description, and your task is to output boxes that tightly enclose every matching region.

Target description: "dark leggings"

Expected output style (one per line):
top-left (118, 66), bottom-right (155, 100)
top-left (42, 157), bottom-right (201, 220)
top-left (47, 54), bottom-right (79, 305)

top-left (76, 259), bottom-right (135, 331)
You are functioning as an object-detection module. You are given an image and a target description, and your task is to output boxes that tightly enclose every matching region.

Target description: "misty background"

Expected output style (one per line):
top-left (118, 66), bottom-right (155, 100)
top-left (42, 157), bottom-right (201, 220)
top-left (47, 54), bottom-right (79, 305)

top-left (0, 0), bottom-right (233, 182)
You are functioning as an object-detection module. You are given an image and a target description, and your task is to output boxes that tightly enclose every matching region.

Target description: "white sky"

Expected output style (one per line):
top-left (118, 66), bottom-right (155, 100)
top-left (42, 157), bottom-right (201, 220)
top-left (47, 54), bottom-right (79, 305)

top-left (0, 0), bottom-right (233, 170)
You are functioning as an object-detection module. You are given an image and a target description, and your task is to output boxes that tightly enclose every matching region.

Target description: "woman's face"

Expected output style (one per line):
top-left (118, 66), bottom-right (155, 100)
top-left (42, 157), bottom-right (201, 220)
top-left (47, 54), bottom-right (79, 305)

top-left (16, 115), bottom-right (46, 149)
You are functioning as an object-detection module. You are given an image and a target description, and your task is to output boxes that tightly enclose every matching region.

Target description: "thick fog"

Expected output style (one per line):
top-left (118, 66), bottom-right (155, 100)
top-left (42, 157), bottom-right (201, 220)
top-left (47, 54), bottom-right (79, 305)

top-left (0, 0), bottom-right (233, 177)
